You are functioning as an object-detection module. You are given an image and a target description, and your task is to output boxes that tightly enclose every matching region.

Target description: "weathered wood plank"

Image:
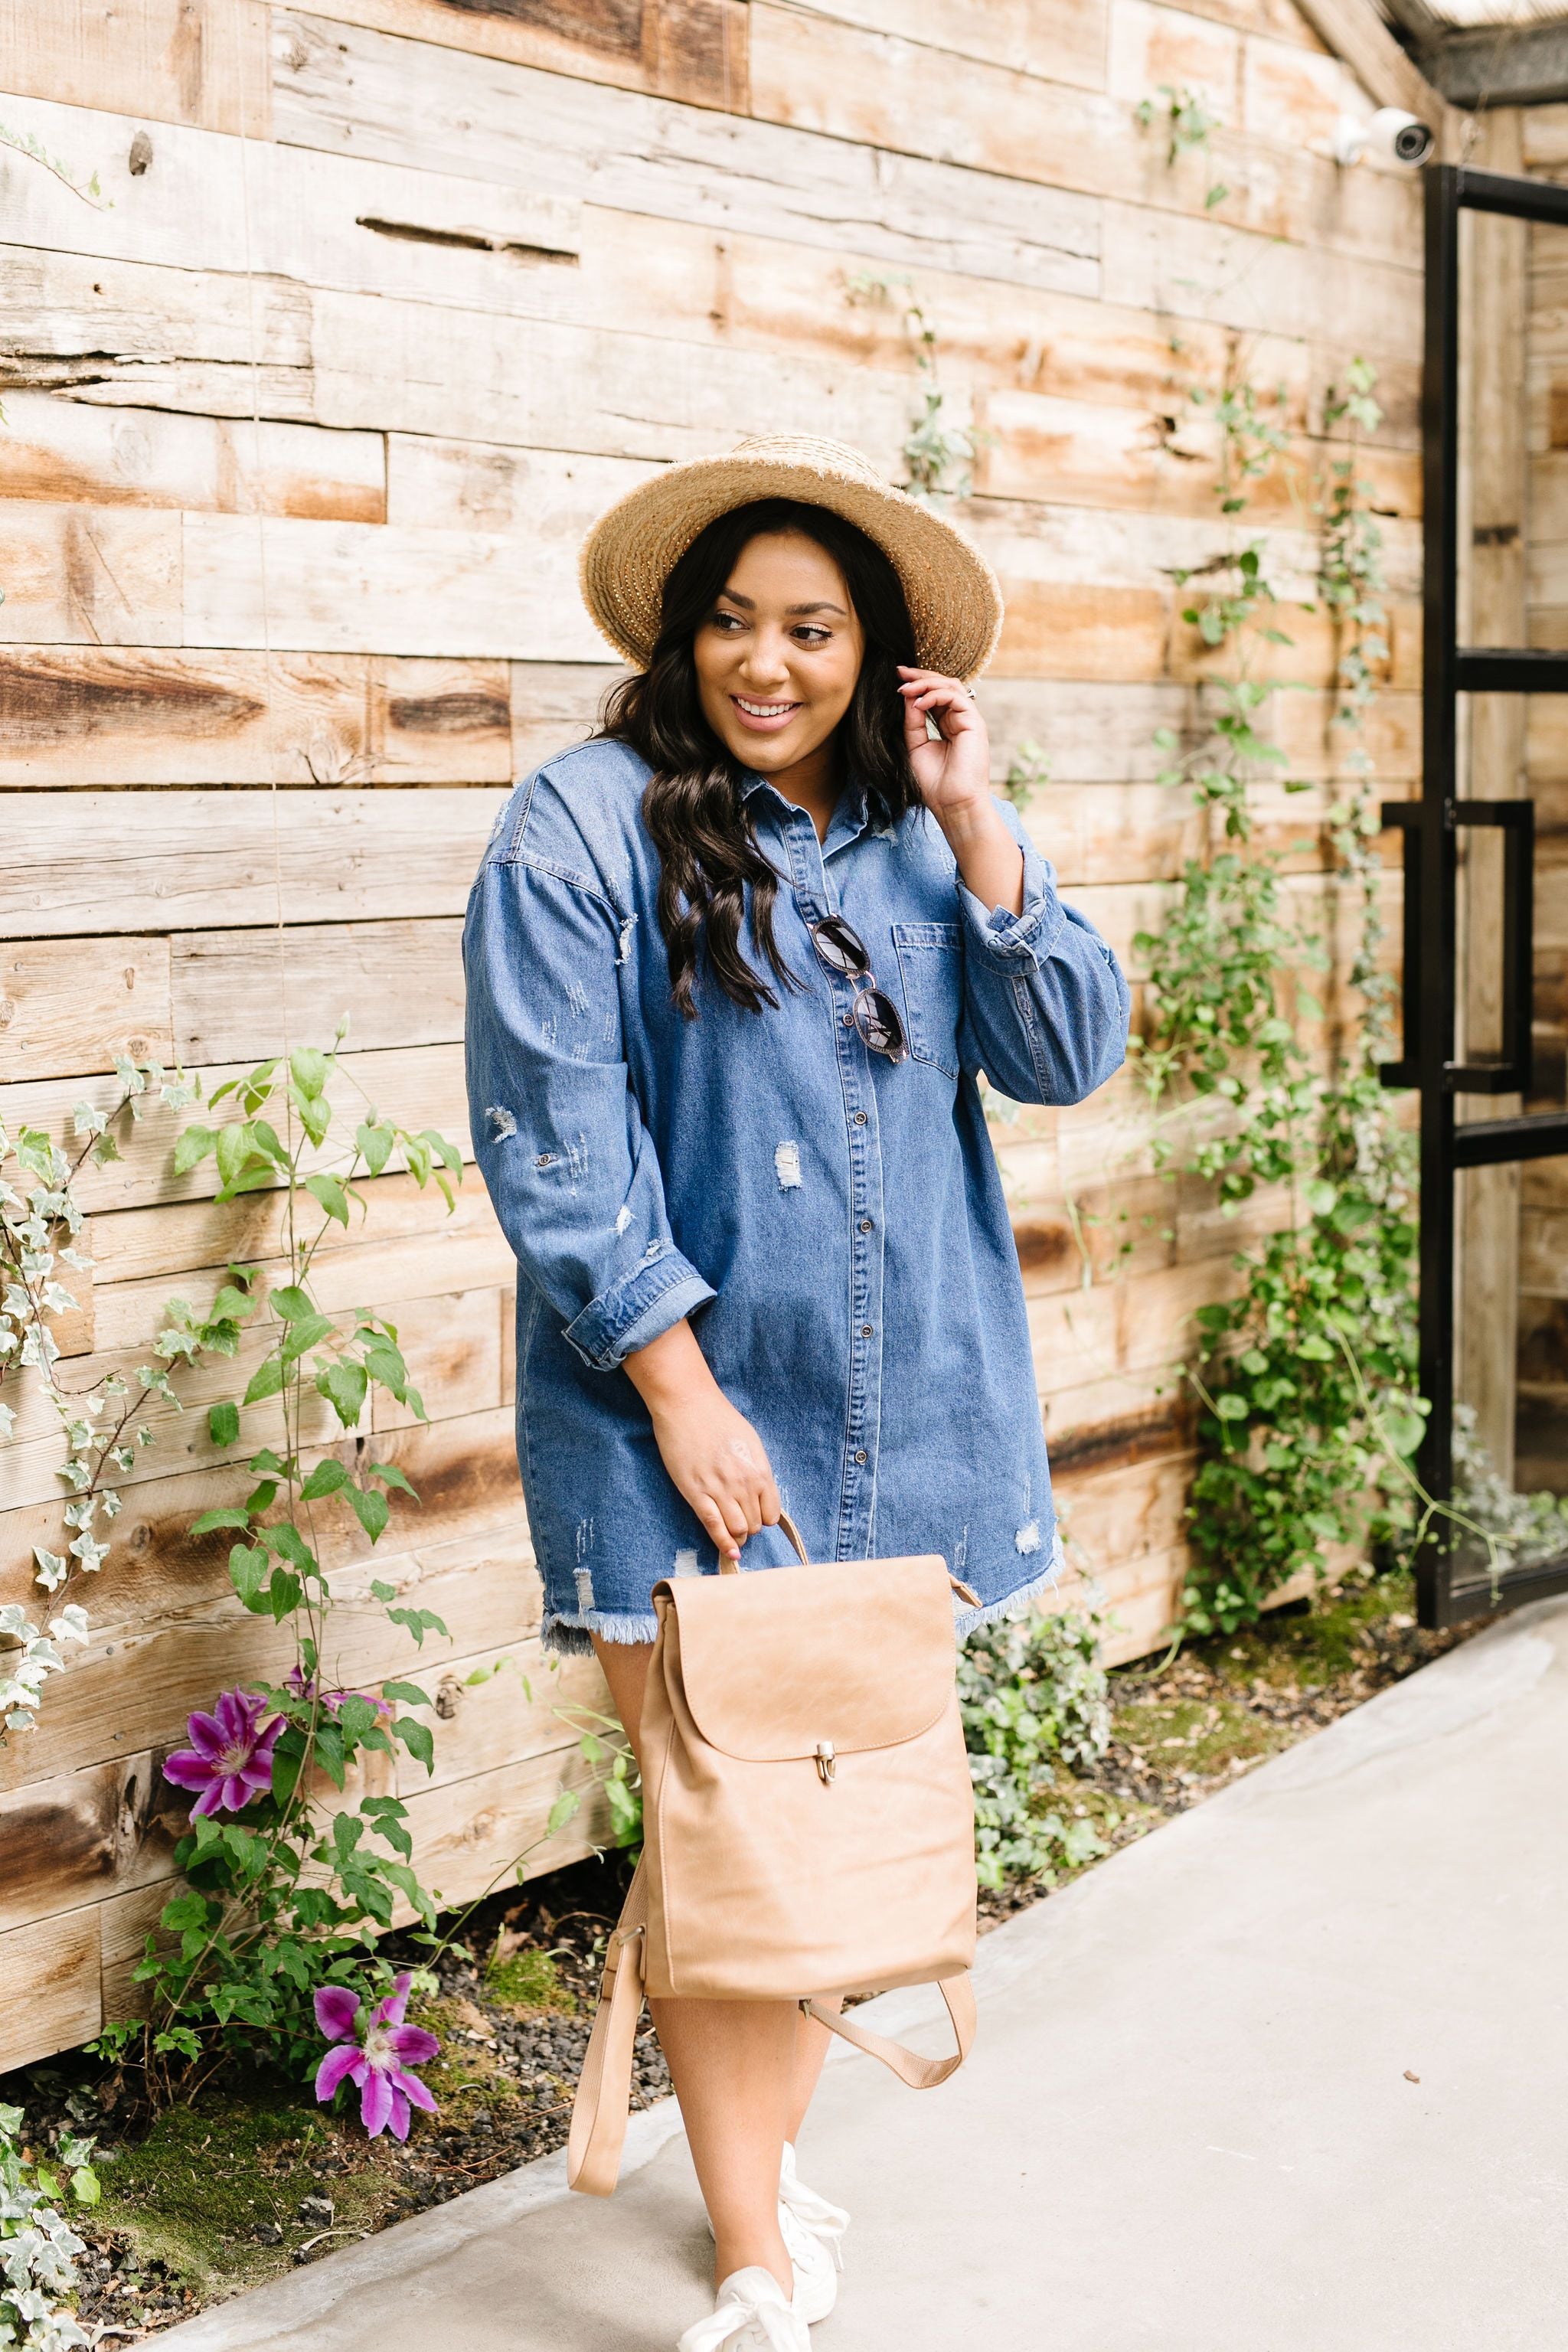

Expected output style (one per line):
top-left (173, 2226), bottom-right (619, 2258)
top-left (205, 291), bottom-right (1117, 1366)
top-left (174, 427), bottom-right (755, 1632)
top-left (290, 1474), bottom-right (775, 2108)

top-left (0, 1637), bottom-right (596, 1939)
top-left (0, 1752), bottom-right (185, 1936)
top-left (88, 1163), bottom-right (495, 1287)
top-left (388, 1739), bottom-right (611, 1918)
top-left (0, 1437), bottom-right (533, 1648)
top-left (0, 390), bottom-right (384, 522)
top-left (0, 648), bottom-right (511, 788)
top-left (390, 1637), bottom-right (604, 1794)
top-left (0, 934), bottom-right (172, 1079)
top-left (179, 509), bottom-right (604, 661)
top-left (385, 438), bottom-right (650, 534)
top-left (308, 292), bottom-right (936, 467)
top-left (1, 1327), bottom-right (345, 1510)
top-left (748, 0), bottom-right (1423, 269)
top-left (0, 0), bottom-right (272, 136)
top-left (0, 1908), bottom-right (101, 2073)
top-left (171, 917), bottom-right (465, 1063)
top-left (93, 1234), bottom-right (514, 1354)
top-left (271, 8), bottom-right (1102, 297)
top-left (0, 90), bottom-right (582, 312)
top-left (296, 0), bottom-right (748, 109)
top-left (2, 1046), bottom-right (472, 1235)
top-left (813, 0), bottom-right (1109, 83)
top-left (0, 1455), bottom-right (534, 1787)
top-left (0, 791), bottom-right (505, 939)
top-left (1106, 0), bottom-right (1240, 119)
top-left (0, 500), bottom-right (181, 645)
top-left (1101, 196), bottom-right (1423, 356)
top-left (0, 241), bottom-right (312, 388)
top-left (975, 387), bottom-right (1421, 523)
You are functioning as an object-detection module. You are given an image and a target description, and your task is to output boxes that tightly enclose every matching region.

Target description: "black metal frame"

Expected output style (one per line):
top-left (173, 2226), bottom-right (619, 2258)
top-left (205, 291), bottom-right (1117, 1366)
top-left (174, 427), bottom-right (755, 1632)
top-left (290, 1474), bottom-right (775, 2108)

top-left (1398, 164), bottom-right (1568, 1625)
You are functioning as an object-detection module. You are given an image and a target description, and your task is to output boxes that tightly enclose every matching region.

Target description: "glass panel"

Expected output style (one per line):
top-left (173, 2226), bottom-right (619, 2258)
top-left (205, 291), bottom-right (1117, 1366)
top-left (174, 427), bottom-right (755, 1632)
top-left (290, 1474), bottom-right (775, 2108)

top-left (1452, 691), bottom-right (1566, 1112)
top-left (1451, 1157), bottom-right (1568, 1603)
top-left (1456, 211), bottom-right (1568, 649)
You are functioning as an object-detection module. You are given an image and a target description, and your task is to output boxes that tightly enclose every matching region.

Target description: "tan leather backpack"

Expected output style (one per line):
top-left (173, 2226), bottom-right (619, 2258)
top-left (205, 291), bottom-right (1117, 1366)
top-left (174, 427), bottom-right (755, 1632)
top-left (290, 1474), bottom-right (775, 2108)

top-left (568, 1514), bottom-right (979, 2197)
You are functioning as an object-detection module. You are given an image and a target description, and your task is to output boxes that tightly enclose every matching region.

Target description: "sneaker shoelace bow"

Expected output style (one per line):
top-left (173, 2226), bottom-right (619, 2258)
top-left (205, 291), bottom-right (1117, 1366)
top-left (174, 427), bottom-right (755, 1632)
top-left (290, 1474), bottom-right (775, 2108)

top-left (779, 2150), bottom-right (848, 2267)
top-left (677, 2280), bottom-right (802, 2352)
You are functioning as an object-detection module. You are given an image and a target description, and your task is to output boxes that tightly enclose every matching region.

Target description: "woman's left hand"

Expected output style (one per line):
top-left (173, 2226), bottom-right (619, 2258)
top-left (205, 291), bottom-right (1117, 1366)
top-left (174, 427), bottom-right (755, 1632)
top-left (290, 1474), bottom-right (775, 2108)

top-left (898, 665), bottom-right (1025, 915)
top-left (898, 666), bottom-right (991, 825)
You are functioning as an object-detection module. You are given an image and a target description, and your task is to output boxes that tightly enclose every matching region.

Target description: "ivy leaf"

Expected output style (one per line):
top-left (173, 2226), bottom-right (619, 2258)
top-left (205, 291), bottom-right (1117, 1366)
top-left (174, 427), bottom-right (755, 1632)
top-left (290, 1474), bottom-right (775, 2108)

top-left (301, 1459), bottom-right (350, 1501)
top-left (545, 1787), bottom-right (582, 1840)
top-left (267, 1521), bottom-right (318, 1578)
top-left (394, 1717), bottom-right (435, 1774)
top-left (289, 1047), bottom-right (330, 1099)
top-left (207, 1402), bottom-right (240, 1448)
top-left (279, 1312), bottom-right (335, 1364)
top-left (305, 1172), bottom-right (351, 1227)
top-left (192, 1505), bottom-right (253, 1535)
top-left (243, 1354), bottom-right (286, 1406)
top-left (357, 1119), bottom-right (394, 1174)
top-left (317, 1360), bottom-right (368, 1428)
top-left (227, 1543), bottom-right (270, 1608)
top-left (346, 1485), bottom-right (390, 1544)
top-left (173, 1125), bottom-right (217, 1174)
top-left (313, 1722), bottom-right (348, 1789)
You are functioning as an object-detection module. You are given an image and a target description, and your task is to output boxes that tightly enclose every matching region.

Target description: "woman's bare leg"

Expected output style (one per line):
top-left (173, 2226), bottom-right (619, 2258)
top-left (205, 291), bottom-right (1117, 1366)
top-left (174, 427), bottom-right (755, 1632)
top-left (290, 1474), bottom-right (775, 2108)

top-left (593, 1636), bottom-right (795, 2297)
top-left (787, 2001), bottom-right (838, 2147)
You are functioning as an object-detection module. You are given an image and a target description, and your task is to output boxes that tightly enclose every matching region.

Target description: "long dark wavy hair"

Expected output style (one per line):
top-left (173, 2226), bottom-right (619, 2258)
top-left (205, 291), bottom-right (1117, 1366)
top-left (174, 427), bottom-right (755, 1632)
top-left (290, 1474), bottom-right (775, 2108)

top-left (599, 498), bottom-right (920, 1018)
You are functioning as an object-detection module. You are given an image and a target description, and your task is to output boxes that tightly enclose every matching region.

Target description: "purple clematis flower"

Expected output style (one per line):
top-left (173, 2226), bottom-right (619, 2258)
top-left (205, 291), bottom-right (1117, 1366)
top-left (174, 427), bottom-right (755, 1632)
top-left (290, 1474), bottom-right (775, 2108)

top-left (163, 1689), bottom-right (283, 1817)
top-left (314, 1973), bottom-right (440, 2141)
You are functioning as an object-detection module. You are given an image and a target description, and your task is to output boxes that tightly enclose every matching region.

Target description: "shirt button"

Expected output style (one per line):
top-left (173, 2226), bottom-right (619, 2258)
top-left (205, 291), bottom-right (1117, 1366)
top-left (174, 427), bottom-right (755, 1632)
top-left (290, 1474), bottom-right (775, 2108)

top-left (858, 1219), bottom-right (873, 1232)
top-left (861, 1325), bottom-right (874, 1338)
top-left (854, 1449), bottom-right (868, 1465)
top-left (852, 1111), bottom-right (867, 1126)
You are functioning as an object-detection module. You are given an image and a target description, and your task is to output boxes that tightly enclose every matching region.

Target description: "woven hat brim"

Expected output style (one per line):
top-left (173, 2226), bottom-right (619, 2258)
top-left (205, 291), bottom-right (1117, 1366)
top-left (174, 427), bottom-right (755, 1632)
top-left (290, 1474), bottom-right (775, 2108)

top-left (580, 451), bottom-right (1004, 683)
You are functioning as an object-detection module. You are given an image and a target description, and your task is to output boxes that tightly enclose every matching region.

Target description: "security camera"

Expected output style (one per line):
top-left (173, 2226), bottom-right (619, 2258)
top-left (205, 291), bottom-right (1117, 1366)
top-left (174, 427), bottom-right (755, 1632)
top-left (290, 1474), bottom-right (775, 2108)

top-left (1333, 108), bottom-right (1434, 168)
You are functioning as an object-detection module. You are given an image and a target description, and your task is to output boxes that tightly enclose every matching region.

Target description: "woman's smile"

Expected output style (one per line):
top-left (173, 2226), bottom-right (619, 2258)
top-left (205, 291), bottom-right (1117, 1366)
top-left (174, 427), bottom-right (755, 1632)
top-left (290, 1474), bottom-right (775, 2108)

top-left (730, 694), bottom-right (802, 731)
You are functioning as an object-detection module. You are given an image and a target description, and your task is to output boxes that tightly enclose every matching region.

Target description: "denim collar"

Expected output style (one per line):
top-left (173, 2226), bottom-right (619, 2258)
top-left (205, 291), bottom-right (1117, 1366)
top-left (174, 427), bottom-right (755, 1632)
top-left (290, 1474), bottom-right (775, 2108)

top-left (742, 771), bottom-right (871, 861)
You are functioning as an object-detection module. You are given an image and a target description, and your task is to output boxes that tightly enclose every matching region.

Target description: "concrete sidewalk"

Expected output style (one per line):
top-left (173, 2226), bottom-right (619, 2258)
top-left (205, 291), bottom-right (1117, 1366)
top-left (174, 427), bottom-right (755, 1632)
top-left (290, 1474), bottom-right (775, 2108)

top-left (163, 1598), bottom-right (1568, 2352)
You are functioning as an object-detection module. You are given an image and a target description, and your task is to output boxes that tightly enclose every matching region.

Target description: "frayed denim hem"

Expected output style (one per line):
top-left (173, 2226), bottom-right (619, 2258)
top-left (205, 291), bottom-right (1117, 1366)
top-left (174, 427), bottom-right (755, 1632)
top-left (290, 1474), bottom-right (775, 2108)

top-left (541, 1606), bottom-right (663, 1658)
top-left (952, 1531), bottom-right (1065, 1645)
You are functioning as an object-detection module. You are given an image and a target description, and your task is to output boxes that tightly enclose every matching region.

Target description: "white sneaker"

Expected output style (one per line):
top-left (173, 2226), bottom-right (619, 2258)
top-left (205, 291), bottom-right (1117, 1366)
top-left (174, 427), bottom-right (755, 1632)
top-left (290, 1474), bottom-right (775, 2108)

top-left (704, 2144), bottom-right (848, 2324)
top-left (677, 2268), bottom-right (811, 2352)
top-left (779, 2142), bottom-right (848, 2322)
top-left (780, 2141), bottom-right (849, 2264)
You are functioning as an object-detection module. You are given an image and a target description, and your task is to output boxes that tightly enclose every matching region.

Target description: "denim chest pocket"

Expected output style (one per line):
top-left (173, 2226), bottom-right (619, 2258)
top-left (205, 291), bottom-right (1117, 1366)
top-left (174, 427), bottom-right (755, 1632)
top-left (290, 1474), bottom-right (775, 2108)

top-left (891, 921), bottom-right (964, 1079)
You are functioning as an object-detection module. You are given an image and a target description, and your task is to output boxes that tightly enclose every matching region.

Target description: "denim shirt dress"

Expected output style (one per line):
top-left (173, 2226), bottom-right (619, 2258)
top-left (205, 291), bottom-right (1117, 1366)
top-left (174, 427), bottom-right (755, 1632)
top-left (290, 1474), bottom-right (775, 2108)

top-left (462, 737), bottom-right (1130, 1656)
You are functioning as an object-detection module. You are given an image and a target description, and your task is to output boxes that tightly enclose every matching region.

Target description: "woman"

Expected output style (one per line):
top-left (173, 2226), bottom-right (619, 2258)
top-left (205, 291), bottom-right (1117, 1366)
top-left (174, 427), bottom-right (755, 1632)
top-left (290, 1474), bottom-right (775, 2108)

top-left (465, 435), bottom-right (1129, 2350)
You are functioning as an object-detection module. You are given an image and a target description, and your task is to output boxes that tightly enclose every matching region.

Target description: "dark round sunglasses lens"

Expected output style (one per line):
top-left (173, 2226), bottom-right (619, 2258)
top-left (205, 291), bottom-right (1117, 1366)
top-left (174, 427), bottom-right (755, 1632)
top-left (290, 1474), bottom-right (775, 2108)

top-left (812, 916), bottom-right (867, 975)
top-left (855, 989), bottom-right (907, 1060)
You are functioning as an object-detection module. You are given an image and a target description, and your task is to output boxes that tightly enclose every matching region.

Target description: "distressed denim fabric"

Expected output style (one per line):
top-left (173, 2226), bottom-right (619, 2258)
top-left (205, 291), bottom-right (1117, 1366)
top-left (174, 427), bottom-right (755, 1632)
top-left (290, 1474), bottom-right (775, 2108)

top-left (463, 737), bottom-right (1130, 1655)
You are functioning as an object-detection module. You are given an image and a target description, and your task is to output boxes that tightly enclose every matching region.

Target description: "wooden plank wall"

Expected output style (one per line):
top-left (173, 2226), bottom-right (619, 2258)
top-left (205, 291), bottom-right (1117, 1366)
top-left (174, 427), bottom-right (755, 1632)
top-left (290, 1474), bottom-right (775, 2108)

top-left (0, 0), bottom-right (1427, 2070)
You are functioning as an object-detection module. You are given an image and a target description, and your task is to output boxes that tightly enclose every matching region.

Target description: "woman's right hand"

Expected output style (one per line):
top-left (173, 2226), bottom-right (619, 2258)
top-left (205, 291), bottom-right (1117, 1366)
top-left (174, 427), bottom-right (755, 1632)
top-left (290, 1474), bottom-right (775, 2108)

top-left (622, 1319), bottom-right (781, 1564)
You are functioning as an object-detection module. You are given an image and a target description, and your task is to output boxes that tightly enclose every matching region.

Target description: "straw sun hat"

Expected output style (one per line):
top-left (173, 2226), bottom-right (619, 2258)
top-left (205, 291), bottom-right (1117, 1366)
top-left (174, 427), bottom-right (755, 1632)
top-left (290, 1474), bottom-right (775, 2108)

top-left (579, 433), bottom-right (1004, 684)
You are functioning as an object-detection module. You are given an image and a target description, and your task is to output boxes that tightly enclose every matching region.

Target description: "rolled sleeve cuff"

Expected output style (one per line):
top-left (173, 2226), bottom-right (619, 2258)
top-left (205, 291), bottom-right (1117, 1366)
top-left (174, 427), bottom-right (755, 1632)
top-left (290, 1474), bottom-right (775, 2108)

top-left (956, 841), bottom-right (1066, 973)
top-left (561, 1250), bottom-right (717, 1372)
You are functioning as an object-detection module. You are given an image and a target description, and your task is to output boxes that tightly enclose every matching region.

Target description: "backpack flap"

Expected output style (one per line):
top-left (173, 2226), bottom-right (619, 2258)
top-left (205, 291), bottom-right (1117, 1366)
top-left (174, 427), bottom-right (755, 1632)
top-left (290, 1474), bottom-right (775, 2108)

top-left (655, 1555), bottom-right (955, 1761)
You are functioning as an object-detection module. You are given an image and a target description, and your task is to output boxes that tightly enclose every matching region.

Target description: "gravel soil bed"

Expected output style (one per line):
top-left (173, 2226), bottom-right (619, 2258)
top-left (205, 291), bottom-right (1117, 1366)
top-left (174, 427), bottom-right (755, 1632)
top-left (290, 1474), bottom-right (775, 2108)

top-left (1, 1570), bottom-right (1485, 2340)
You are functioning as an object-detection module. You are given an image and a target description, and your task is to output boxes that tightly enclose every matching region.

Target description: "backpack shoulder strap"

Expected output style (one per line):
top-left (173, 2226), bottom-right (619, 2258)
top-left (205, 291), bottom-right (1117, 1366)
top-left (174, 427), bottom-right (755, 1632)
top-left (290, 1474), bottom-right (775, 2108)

top-left (567, 1858), bottom-right (648, 2198)
top-left (801, 1973), bottom-right (975, 2088)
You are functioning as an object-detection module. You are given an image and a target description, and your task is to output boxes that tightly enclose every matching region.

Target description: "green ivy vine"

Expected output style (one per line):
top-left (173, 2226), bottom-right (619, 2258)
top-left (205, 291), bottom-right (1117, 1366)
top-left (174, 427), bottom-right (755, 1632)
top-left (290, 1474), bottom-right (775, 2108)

top-left (1135, 346), bottom-right (1426, 1635)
